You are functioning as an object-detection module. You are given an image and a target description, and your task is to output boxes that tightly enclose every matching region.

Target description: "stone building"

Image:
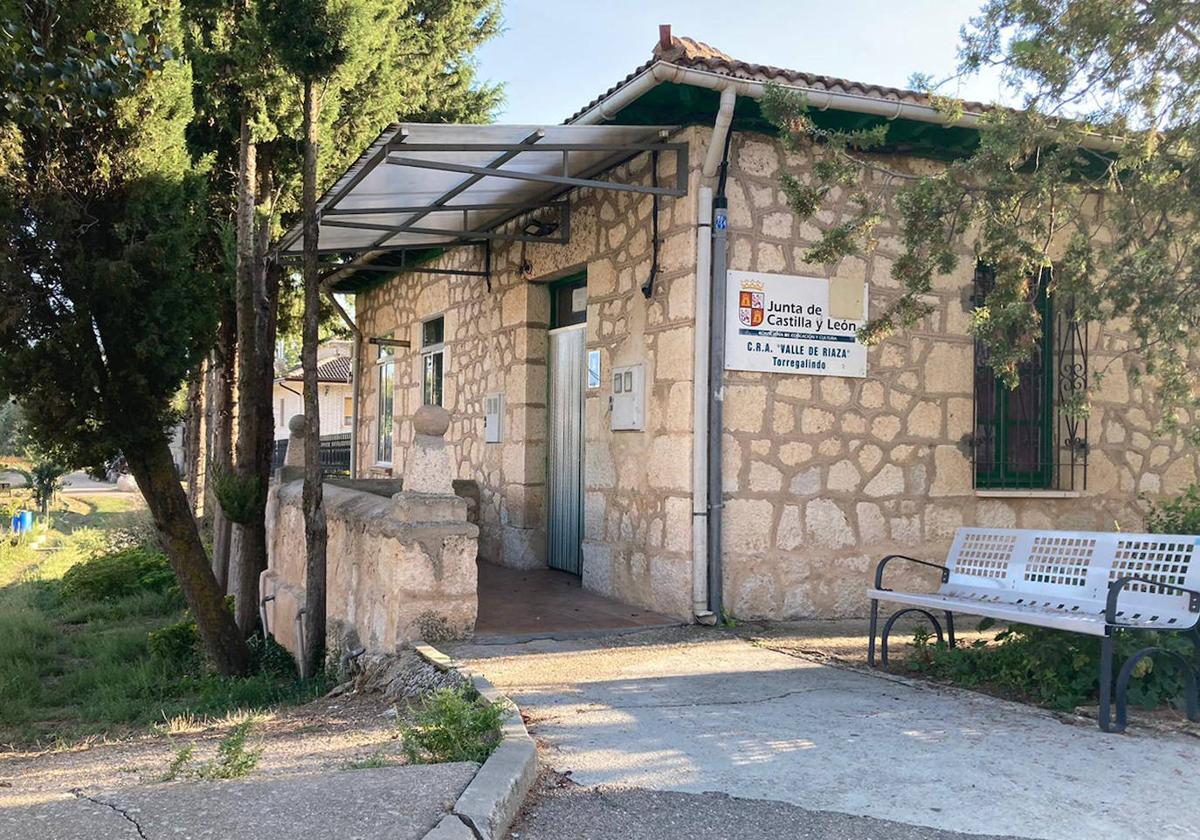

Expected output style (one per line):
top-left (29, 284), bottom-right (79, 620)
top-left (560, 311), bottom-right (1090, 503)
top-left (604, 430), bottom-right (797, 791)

top-left (279, 30), bottom-right (1196, 626)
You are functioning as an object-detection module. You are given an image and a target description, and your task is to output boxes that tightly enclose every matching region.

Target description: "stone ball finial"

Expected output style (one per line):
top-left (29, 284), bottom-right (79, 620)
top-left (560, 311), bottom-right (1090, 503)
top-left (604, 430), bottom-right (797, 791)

top-left (288, 414), bottom-right (308, 435)
top-left (413, 404), bottom-right (450, 437)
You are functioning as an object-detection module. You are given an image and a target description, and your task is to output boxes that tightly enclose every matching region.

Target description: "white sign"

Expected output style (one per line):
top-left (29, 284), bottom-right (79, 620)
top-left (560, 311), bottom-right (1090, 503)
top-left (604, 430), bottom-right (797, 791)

top-left (725, 270), bottom-right (868, 378)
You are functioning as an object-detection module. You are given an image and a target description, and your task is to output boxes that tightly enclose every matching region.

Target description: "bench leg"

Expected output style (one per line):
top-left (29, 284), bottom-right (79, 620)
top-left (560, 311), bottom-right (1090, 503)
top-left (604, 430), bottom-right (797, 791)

top-left (879, 608), bottom-right (943, 670)
top-left (1114, 644), bottom-right (1200, 732)
top-left (868, 598), bottom-right (880, 667)
top-left (944, 611), bottom-right (956, 649)
top-left (1099, 634), bottom-right (1115, 732)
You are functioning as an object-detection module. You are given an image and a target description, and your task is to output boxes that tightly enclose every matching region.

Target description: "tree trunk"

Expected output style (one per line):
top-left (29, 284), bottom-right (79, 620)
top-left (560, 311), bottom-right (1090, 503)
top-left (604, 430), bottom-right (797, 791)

top-left (184, 360), bottom-right (205, 517)
top-left (209, 272), bottom-right (237, 590)
top-left (229, 113), bottom-right (269, 636)
top-left (301, 77), bottom-right (328, 678)
top-left (126, 437), bottom-right (251, 677)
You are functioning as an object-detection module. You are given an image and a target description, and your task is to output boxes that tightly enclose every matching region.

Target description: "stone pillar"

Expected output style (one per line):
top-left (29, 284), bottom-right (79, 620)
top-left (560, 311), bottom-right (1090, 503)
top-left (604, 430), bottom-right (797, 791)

top-left (402, 405), bottom-right (454, 495)
top-left (283, 414), bottom-right (307, 467)
top-left (393, 405), bottom-right (467, 525)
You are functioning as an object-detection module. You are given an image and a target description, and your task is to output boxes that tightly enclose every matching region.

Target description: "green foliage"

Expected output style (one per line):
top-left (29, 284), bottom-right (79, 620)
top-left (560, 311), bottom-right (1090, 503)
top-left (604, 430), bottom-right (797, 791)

top-left (905, 621), bottom-right (1194, 712)
top-left (0, 499), bottom-right (326, 745)
top-left (162, 743), bottom-right (195, 781)
top-left (0, 14), bottom-right (174, 128)
top-left (148, 614), bottom-right (201, 667)
top-left (763, 2), bottom-right (1200, 432)
top-left (61, 545), bottom-right (178, 603)
top-left (0, 0), bottom-right (218, 470)
top-left (195, 719), bottom-right (263, 779)
top-left (343, 748), bottom-right (392, 770)
top-left (257, 0), bottom-right (348, 82)
top-left (211, 465), bottom-right (265, 525)
top-left (400, 686), bottom-right (504, 765)
top-left (160, 718), bottom-right (264, 780)
top-left (1144, 483), bottom-right (1200, 535)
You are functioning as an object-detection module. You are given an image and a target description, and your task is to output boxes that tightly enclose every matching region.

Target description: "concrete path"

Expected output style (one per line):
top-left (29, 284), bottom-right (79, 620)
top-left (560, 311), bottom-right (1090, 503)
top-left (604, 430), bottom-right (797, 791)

top-left (454, 627), bottom-right (1200, 840)
top-left (0, 764), bottom-right (475, 840)
top-left (514, 784), bottom-right (1024, 840)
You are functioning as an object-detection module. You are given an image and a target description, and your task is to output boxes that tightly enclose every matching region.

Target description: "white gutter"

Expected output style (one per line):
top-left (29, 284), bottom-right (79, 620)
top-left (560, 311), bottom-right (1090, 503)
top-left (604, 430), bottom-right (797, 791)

top-left (571, 61), bottom-right (1122, 151)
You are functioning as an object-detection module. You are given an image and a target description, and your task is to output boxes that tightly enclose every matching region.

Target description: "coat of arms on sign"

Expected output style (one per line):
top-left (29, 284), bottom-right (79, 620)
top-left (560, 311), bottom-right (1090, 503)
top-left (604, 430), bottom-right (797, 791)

top-left (738, 281), bottom-right (765, 327)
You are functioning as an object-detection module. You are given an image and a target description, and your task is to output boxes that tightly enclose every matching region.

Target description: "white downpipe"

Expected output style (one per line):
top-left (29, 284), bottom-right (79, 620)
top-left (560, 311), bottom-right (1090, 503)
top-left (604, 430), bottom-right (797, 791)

top-left (691, 86), bottom-right (736, 621)
top-left (691, 185), bottom-right (714, 620)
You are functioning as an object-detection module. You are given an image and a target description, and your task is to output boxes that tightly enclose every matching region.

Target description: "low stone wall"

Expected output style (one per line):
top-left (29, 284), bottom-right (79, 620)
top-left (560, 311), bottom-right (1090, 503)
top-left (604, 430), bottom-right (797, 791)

top-left (262, 479), bottom-right (479, 661)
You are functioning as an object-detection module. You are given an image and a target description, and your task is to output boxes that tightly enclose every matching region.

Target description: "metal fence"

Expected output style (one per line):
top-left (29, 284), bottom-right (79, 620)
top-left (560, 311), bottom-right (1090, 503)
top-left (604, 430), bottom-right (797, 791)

top-left (272, 432), bottom-right (352, 476)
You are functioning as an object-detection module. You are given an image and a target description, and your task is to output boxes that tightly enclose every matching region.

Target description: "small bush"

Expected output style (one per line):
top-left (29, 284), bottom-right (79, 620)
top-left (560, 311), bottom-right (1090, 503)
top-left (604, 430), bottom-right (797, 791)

top-left (163, 720), bottom-right (263, 781)
top-left (162, 743), bottom-right (195, 781)
top-left (401, 686), bottom-right (504, 764)
top-left (905, 620), bottom-right (1195, 711)
top-left (148, 615), bottom-right (201, 668)
top-left (60, 546), bottom-right (177, 602)
top-left (1145, 483), bottom-right (1200, 534)
top-left (195, 719), bottom-right (263, 779)
top-left (211, 466), bottom-right (265, 525)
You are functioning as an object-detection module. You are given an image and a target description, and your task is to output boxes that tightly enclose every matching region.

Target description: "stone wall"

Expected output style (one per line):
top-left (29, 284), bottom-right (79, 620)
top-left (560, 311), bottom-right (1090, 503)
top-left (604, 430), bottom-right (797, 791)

top-left (350, 122), bottom-right (1194, 624)
top-left (262, 480), bottom-right (478, 658)
top-left (716, 131), bottom-right (1199, 619)
top-left (354, 127), bottom-right (702, 619)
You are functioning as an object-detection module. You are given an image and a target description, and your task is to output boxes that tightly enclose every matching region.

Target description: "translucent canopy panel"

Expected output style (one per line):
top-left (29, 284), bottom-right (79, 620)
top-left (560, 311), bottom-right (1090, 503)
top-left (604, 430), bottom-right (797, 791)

top-left (279, 123), bottom-right (685, 256)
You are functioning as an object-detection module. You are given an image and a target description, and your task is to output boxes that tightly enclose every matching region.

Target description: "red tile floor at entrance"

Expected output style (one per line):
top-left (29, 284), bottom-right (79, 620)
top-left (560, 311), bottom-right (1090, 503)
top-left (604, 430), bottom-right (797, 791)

top-left (473, 561), bottom-right (678, 643)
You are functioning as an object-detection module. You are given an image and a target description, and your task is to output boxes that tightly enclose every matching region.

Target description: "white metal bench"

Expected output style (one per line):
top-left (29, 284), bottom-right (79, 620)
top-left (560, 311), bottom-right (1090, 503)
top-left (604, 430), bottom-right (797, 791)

top-left (868, 527), bottom-right (1200, 732)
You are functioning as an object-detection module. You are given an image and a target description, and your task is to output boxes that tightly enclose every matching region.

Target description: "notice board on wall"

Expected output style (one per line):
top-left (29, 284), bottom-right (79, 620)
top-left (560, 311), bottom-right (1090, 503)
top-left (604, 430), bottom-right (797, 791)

top-left (724, 270), bottom-right (868, 378)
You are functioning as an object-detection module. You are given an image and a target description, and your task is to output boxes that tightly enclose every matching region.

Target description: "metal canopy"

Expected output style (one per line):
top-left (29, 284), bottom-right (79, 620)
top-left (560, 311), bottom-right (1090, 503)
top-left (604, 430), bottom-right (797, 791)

top-left (279, 122), bottom-right (686, 260)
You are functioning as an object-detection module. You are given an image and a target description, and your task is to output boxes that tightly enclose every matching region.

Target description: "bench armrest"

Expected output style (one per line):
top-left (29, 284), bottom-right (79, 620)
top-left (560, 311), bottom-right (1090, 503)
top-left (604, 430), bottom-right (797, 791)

top-left (1105, 575), bottom-right (1200, 629)
top-left (874, 554), bottom-right (950, 592)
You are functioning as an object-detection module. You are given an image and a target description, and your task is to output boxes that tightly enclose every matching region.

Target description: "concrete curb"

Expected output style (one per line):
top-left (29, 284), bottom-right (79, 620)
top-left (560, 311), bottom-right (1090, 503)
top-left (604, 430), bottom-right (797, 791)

top-left (415, 642), bottom-right (538, 840)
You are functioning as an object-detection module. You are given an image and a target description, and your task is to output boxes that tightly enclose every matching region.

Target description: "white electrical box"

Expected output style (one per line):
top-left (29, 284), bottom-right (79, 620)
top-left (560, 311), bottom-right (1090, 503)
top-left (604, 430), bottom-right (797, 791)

top-left (484, 393), bottom-right (504, 443)
top-left (610, 364), bottom-right (644, 431)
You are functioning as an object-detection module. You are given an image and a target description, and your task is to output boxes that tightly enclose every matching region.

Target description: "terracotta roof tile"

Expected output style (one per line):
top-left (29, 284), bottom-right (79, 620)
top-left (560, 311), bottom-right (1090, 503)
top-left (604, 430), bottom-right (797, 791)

top-left (283, 355), bottom-right (351, 384)
top-left (568, 33), bottom-right (990, 123)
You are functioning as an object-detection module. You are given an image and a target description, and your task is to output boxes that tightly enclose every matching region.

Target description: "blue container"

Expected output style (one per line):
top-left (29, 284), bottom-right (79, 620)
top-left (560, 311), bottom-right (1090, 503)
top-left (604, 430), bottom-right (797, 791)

top-left (17, 510), bottom-right (32, 533)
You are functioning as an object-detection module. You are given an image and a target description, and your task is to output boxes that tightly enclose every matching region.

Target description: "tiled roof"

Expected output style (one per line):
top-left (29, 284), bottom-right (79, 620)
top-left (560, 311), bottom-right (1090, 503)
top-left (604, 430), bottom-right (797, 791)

top-left (568, 33), bottom-right (990, 123)
top-left (283, 355), bottom-right (352, 384)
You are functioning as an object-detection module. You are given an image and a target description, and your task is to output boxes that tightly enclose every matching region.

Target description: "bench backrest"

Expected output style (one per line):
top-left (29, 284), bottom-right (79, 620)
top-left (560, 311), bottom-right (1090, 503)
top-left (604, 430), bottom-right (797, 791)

top-left (945, 528), bottom-right (1200, 624)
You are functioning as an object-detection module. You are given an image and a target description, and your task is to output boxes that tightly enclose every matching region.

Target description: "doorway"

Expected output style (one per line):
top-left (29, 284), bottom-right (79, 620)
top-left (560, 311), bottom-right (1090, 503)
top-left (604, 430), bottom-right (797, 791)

top-left (546, 274), bottom-right (587, 575)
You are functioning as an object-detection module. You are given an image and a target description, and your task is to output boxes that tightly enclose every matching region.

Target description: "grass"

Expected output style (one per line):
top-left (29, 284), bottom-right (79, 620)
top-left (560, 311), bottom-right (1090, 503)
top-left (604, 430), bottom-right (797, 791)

top-left (0, 489), bottom-right (328, 748)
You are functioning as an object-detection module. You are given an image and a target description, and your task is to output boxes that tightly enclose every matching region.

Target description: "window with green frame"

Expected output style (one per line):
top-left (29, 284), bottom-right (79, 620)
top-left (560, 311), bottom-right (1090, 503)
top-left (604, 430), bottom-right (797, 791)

top-left (972, 266), bottom-right (1055, 489)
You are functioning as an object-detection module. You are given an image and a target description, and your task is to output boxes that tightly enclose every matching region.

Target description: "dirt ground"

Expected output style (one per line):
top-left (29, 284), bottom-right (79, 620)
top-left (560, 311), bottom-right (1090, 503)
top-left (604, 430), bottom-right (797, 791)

top-left (0, 691), bottom-right (406, 808)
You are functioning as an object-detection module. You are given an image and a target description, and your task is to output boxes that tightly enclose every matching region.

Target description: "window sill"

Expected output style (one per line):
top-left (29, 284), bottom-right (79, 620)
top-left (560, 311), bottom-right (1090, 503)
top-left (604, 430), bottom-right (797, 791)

top-left (974, 489), bottom-right (1082, 499)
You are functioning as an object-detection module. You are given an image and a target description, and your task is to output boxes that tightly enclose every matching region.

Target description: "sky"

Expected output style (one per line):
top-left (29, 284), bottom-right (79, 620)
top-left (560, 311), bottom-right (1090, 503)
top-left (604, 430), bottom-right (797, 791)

top-left (474, 0), bottom-right (1007, 125)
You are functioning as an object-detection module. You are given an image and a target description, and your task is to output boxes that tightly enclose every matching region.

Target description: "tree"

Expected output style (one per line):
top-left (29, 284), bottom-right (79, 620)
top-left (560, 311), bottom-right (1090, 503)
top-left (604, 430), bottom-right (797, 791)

top-left (183, 0), bottom-right (501, 637)
top-left (764, 0), bottom-right (1200, 433)
top-left (259, 0), bottom-right (348, 676)
top-left (0, 0), bottom-right (250, 675)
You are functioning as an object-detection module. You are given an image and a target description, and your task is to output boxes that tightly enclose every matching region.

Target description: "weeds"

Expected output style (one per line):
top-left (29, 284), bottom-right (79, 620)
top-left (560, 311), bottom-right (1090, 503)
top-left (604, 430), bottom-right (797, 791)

top-left (343, 748), bottom-right (393, 770)
top-left (196, 720), bottom-right (263, 779)
top-left (161, 719), bottom-right (264, 781)
top-left (400, 686), bottom-right (504, 764)
top-left (161, 744), bottom-right (194, 781)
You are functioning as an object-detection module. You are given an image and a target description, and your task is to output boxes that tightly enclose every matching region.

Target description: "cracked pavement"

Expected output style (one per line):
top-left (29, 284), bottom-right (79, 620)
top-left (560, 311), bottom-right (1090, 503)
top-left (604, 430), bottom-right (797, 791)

top-left (0, 764), bottom-right (476, 839)
top-left (452, 625), bottom-right (1200, 840)
top-left (0, 695), bottom-right (475, 840)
